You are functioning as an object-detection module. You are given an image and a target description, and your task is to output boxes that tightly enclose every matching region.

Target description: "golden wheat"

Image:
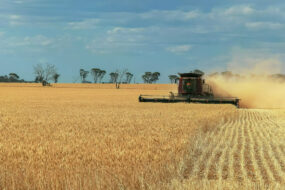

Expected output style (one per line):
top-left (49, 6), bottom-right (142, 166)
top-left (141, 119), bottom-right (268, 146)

top-left (0, 84), bottom-right (284, 189)
top-left (0, 84), bottom-right (237, 189)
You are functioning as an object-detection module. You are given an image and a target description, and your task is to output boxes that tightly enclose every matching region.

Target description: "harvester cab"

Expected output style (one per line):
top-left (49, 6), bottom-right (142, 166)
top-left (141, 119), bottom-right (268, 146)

top-left (178, 72), bottom-right (213, 97)
top-left (139, 72), bottom-right (240, 108)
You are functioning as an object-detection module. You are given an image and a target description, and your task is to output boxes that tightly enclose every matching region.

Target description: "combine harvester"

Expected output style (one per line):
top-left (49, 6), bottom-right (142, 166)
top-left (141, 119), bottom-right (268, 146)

top-left (139, 72), bottom-right (240, 108)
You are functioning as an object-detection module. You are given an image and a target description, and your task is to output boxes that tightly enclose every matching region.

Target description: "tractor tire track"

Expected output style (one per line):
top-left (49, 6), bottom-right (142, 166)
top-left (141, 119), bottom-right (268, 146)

top-left (196, 121), bottom-right (230, 179)
top-left (257, 114), bottom-right (285, 183)
top-left (182, 122), bottom-right (223, 179)
top-left (247, 110), bottom-right (270, 183)
top-left (251, 111), bottom-right (273, 184)
top-left (243, 110), bottom-right (256, 182)
top-left (232, 113), bottom-right (244, 181)
top-left (221, 120), bottom-right (236, 180)
top-left (206, 120), bottom-right (233, 180)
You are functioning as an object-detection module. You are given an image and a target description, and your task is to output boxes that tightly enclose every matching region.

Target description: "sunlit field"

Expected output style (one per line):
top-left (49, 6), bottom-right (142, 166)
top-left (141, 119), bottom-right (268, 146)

top-left (0, 83), bottom-right (284, 189)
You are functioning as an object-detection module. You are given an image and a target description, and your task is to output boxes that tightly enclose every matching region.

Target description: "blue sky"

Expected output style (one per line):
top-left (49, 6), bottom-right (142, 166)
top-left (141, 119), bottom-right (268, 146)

top-left (0, 0), bottom-right (285, 83)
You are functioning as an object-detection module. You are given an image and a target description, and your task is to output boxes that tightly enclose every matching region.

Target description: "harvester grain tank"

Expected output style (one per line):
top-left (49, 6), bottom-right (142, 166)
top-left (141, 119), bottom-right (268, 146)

top-left (139, 72), bottom-right (240, 107)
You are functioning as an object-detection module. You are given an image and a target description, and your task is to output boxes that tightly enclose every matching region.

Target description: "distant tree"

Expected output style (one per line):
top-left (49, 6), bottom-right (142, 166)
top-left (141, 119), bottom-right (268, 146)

top-left (0, 75), bottom-right (9, 82)
top-left (151, 72), bottom-right (160, 83)
top-left (99, 70), bottom-right (106, 83)
top-left (118, 69), bottom-right (127, 83)
top-left (0, 73), bottom-right (25, 82)
top-left (34, 63), bottom-right (57, 86)
top-left (80, 69), bottom-right (84, 82)
top-left (109, 69), bottom-right (127, 85)
top-left (109, 69), bottom-right (128, 88)
top-left (90, 68), bottom-right (106, 83)
top-left (33, 64), bottom-right (45, 83)
top-left (52, 73), bottom-right (60, 83)
top-left (125, 72), bottom-right (133, 83)
top-left (142, 72), bottom-right (160, 83)
top-left (91, 68), bottom-right (101, 83)
top-left (9, 73), bottom-right (20, 81)
top-left (80, 69), bottom-right (89, 83)
top-left (168, 75), bottom-right (179, 84)
top-left (142, 72), bottom-right (152, 83)
top-left (44, 64), bottom-right (57, 81)
top-left (109, 72), bottom-right (119, 83)
top-left (35, 76), bottom-right (44, 83)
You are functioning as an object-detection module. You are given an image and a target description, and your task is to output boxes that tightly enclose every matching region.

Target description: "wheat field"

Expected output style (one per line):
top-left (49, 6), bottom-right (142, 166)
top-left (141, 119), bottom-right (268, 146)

top-left (176, 109), bottom-right (285, 189)
top-left (0, 83), bottom-right (284, 189)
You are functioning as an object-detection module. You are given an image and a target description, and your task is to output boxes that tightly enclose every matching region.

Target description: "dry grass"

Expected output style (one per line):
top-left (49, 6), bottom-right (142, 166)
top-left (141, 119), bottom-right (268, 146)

top-left (0, 83), bottom-right (284, 189)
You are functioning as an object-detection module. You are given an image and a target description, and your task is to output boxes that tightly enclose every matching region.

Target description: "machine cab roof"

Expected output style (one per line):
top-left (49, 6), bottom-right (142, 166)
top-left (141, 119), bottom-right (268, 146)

top-left (178, 72), bottom-right (203, 78)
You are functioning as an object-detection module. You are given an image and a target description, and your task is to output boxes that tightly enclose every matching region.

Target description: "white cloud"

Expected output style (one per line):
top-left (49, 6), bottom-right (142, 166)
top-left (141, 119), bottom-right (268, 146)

top-left (85, 27), bottom-right (149, 54)
top-left (140, 10), bottom-right (199, 21)
top-left (9, 15), bottom-right (23, 26)
top-left (13, 1), bottom-right (24, 4)
top-left (0, 14), bottom-right (24, 26)
top-left (107, 27), bottom-right (144, 34)
top-left (166, 45), bottom-right (192, 53)
top-left (0, 35), bottom-right (56, 55)
top-left (107, 27), bottom-right (146, 43)
top-left (1, 4), bottom-right (282, 57)
top-left (11, 35), bottom-right (54, 47)
top-left (67, 18), bottom-right (100, 30)
top-left (223, 5), bottom-right (254, 16)
top-left (245, 22), bottom-right (283, 30)
top-left (9, 21), bottom-right (23, 26)
top-left (9, 15), bottom-right (22, 20)
top-left (202, 5), bottom-right (285, 33)
top-left (0, 34), bottom-right (79, 55)
top-left (86, 43), bottom-right (108, 54)
top-left (208, 5), bottom-right (256, 23)
top-left (12, 0), bottom-right (36, 4)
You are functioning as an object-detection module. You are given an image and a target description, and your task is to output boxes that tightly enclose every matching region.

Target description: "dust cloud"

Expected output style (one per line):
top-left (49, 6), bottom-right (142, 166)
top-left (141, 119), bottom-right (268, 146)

top-left (207, 62), bottom-right (285, 109)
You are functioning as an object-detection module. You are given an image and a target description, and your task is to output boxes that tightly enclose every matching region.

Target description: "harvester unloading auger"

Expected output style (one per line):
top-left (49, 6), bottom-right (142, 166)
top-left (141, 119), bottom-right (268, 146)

top-left (139, 72), bottom-right (240, 108)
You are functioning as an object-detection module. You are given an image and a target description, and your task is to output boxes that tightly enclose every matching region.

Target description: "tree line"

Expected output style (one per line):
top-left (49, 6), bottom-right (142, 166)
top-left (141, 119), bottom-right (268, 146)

top-left (0, 73), bottom-right (25, 82)
top-left (6, 64), bottom-right (285, 85)
top-left (79, 68), bottom-right (134, 84)
top-left (0, 64), bottom-right (193, 85)
top-left (79, 69), bottom-right (178, 84)
top-left (79, 69), bottom-right (165, 84)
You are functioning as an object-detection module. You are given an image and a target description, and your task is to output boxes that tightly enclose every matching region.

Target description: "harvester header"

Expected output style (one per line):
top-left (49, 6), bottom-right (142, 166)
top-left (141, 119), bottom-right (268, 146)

top-left (139, 72), bottom-right (240, 107)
